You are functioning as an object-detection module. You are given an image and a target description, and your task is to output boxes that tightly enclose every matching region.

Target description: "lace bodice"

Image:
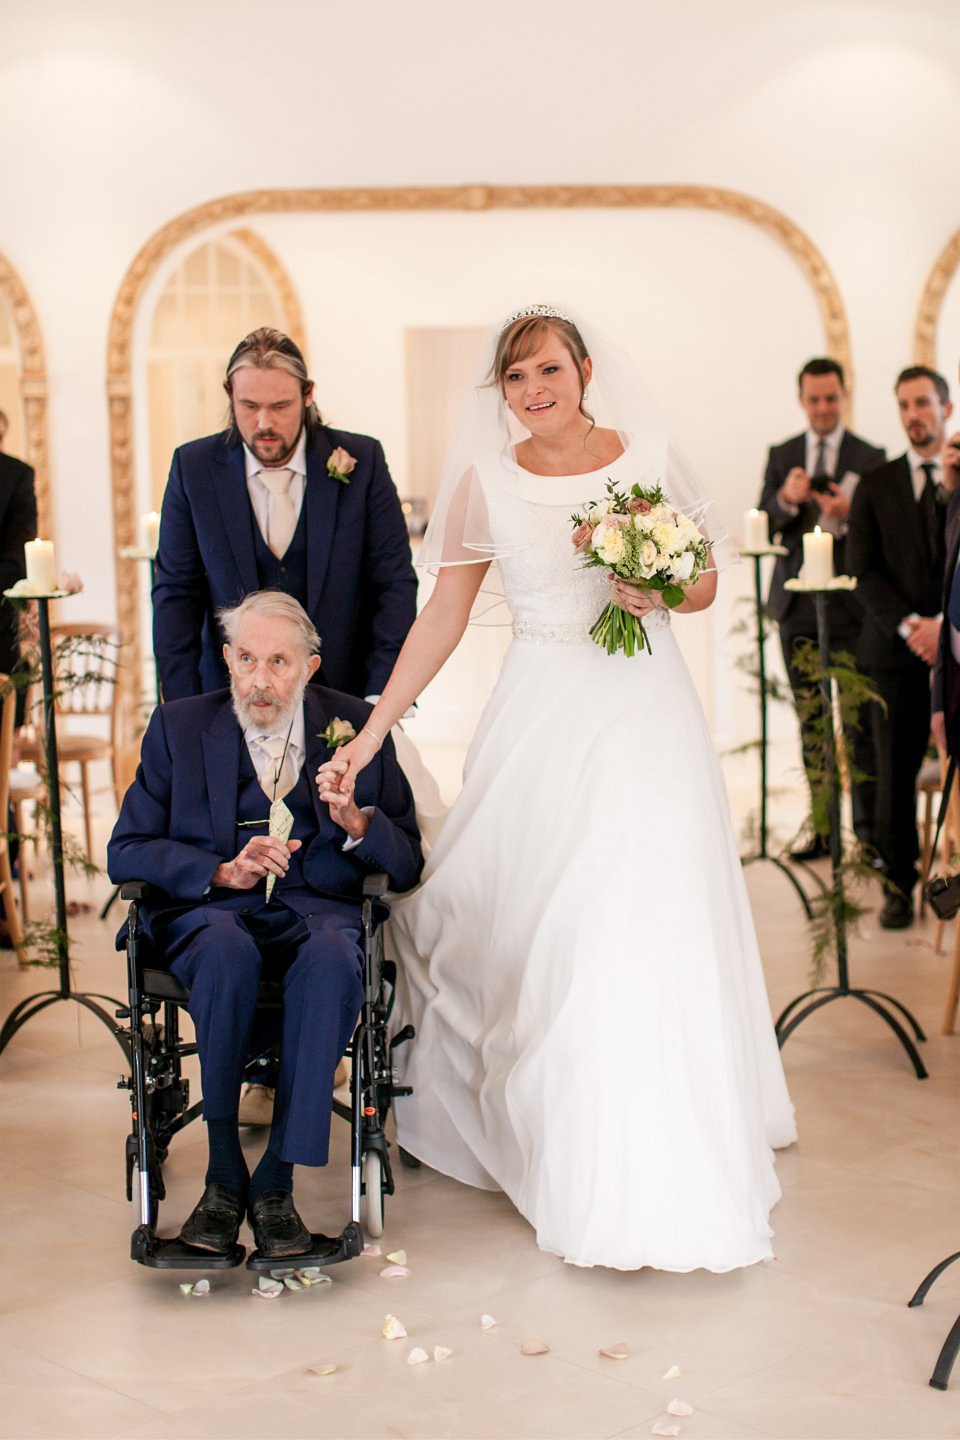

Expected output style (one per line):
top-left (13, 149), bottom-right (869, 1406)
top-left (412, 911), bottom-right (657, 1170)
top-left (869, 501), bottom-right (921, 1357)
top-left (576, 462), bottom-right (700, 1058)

top-left (482, 453), bottom-right (671, 643)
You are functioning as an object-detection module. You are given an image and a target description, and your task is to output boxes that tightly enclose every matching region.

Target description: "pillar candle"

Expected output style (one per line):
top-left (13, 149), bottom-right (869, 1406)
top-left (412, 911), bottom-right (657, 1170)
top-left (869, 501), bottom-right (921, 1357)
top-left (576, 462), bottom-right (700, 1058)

top-left (142, 511), bottom-right (161, 554)
top-left (24, 539), bottom-right (57, 592)
top-left (802, 525), bottom-right (834, 586)
top-left (743, 508), bottom-right (770, 550)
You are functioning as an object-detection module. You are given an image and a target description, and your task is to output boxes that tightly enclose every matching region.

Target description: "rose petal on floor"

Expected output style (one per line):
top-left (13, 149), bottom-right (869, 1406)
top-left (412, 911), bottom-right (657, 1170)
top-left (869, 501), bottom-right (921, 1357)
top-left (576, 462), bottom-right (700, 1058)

top-left (661, 1365), bottom-right (682, 1380)
top-left (379, 1264), bottom-right (410, 1279)
top-left (598, 1342), bottom-right (629, 1360)
top-left (433, 1345), bottom-right (453, 1362)
top-left (480, 1314), bottom-right (497, 1329)
top-left (667, 1400), bottom-right (694, 1417)
top-left (192, 1278), bottom-right (210, 1295)
top-left (283, 1276), bottom-right (305, 1291)
top-left (256, 1278), bottom-right (283, 1297)
top-left (178, 1283), bottom-right (194, 1295)
top-left (362, 1243), bottom-right (382, 1257)
top-left (520, 1340), bottom-right (550, 1356)
top-left (270, 1268), bottom-right (296, 1279)
top-left (252, 1286), bottom-right (282, 1300)
top-left (386, 1249), bottom-right (407, 1265)
top-left (652, 1425), bottom-right (681, 1438)
top-left (382, 1314), bottom-right (407, 1340)
top-left (308, 1364), bottom-right (338, 1376)
top-left (407, 1347), bottom-right (429, 1365)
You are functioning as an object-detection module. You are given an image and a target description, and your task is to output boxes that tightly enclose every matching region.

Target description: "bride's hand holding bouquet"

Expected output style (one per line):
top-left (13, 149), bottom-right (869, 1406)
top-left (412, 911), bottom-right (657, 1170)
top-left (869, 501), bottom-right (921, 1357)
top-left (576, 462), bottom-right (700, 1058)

top-left (572, 481), bottom-right (713, 656)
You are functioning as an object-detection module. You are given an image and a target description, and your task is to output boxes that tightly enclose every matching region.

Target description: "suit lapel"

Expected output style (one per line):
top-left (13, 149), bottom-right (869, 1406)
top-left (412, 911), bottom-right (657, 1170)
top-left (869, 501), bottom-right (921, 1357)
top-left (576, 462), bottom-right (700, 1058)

top-left (305, 430), bottom-right (340, 619)
top-left (201, 698), bottom-right (243, 860)
top-left (211, 441), bottom-right (259, 595)
top-left (835, 431), bottom-right (856, 479)
top-left (302, 687), bottom-right (340, 834)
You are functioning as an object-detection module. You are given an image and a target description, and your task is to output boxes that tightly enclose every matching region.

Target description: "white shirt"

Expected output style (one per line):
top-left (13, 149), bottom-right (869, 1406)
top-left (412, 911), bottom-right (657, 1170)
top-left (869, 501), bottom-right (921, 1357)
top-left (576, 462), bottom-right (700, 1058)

top-left (243, 430), bottom-right (307, 544)
top-left (243, 706), bottom-right (306, 793)
top-left (907, 447), bottom-right (942, 501)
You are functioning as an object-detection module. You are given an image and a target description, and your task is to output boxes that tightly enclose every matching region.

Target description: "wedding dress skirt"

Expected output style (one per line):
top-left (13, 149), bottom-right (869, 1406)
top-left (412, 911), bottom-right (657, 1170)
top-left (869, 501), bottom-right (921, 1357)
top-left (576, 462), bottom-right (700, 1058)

top-left (390, 457), bottom-right (796, 1272)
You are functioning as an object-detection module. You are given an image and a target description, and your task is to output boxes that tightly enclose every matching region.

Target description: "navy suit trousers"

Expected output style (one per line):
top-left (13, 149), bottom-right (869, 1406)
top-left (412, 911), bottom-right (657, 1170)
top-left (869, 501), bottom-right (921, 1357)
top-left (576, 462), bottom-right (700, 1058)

top-left (168, 898), bottom-right (363, 1166)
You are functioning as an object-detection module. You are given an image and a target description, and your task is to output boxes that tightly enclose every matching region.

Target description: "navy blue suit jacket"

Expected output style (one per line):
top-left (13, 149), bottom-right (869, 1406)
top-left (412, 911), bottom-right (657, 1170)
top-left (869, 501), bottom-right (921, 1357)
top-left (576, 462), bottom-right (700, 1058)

top-left (107, 685), bottom-right (423, 940)
top-left (152, 426), bottom-right (417, 701)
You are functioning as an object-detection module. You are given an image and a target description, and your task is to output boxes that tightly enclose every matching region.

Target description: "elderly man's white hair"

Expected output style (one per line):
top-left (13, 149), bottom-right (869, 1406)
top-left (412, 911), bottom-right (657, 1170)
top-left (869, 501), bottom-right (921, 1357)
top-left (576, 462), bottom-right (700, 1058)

top-left (218, 590), bottom-right (321, 655)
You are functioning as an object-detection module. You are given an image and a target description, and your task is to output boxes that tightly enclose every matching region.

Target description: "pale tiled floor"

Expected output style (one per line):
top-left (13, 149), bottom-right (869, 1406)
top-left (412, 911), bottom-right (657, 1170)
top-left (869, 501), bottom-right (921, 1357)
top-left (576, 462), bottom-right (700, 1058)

top-left (2, 774), bottom-right (960, 1440)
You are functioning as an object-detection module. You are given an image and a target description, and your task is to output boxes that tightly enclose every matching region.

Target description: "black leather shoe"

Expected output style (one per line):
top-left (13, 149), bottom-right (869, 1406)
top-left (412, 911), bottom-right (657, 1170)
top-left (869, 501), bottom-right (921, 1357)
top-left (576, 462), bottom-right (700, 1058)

top-left (879, 894), bottom-right (914, 930)
top-left (179, 1183), bottom-right (243, 1253)
top-left (789, 837), bottom-right (830, 862)
top-left (249, 1189), bottom-right (312, 1257)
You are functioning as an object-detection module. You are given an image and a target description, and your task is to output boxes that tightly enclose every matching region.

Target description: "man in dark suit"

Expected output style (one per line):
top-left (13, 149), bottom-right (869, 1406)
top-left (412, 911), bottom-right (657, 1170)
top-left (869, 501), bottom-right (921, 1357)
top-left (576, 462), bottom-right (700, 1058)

top-left (931, 410), bottom-right (960, 758)
top-left (848, 366), bottom-right (953, 928)
top-left (108, 591), bottom-right (422, 1257)
top-left (152, 328), bottom-right (417, 703)
top-left (0, 412), bottom-right (38, 690)
top-left (759, 359), bottom-right (886, 858)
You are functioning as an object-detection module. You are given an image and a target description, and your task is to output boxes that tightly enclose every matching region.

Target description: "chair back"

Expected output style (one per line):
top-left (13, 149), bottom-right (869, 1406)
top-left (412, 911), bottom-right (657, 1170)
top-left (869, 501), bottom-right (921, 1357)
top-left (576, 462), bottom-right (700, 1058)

top-left (0, 673), bottom-right (15, 819)
top-left (48, 623), bottom-right (122, 750)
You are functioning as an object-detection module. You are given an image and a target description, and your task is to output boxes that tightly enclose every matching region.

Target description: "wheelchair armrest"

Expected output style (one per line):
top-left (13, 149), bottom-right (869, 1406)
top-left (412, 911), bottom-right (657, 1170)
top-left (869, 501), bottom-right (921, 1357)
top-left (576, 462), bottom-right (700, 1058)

top-left (120, 881), bottom-right (154, 902)
top-left (362, 873), bottom-right (390, 898)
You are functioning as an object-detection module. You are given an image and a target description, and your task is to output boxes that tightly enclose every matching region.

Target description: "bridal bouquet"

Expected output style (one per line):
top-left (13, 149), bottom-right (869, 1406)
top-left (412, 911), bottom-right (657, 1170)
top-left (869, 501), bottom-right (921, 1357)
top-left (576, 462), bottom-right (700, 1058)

top-left (571, 481), bottom-right (711, 656)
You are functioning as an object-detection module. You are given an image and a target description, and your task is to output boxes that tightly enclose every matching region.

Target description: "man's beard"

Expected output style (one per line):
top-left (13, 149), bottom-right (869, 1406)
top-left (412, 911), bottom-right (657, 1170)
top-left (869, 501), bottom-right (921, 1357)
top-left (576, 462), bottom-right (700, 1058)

top-left (231, 670), bottom-right (308, 734)
top-left (236, 411), bottom-right (305, 467)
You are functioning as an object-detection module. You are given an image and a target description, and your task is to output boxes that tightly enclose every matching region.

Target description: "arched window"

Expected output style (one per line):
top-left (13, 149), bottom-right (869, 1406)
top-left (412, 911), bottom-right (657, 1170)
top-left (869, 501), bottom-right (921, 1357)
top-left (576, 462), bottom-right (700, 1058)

top-left (145, 232), bottom-right (304, 508)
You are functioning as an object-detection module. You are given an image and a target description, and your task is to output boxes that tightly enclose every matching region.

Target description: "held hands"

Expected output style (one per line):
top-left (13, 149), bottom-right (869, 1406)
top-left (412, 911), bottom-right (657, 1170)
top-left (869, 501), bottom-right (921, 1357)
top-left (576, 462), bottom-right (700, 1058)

top-left (212, 836), bottom-right (302, 891)
top-left (316, 729), bottom-right (380, 805)
top-left (904, 615), bottom-right (941, 666)
top-left (317, 759), bottom-right (370, 840)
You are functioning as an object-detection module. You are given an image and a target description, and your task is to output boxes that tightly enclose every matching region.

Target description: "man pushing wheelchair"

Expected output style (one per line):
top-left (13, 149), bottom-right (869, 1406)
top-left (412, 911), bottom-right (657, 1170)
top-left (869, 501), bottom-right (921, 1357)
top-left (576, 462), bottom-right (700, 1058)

top-left (108, 590), bottom-right (422, 1259)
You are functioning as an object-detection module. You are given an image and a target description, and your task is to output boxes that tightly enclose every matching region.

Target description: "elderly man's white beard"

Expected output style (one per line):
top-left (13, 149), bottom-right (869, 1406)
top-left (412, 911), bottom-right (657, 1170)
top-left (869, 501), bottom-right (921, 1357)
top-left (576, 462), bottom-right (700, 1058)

top-left (231, 669), bottom-right (309, 734)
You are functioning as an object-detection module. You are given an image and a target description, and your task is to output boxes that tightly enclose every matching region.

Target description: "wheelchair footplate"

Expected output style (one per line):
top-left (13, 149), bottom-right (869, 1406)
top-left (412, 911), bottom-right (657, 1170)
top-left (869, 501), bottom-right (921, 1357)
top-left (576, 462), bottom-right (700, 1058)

top-left (246, 1220), bottom-right (364, 1271)
top-left (131, 1224), bottom-right (245, 1269)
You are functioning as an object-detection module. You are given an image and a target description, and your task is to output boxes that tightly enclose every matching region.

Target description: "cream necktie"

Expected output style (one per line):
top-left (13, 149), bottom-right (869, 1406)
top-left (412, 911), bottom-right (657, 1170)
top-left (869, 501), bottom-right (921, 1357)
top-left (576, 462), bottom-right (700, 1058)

top-left (258, 734), bottom-right (296, 801)
top-left (259, 467), bottom-right (297, 559)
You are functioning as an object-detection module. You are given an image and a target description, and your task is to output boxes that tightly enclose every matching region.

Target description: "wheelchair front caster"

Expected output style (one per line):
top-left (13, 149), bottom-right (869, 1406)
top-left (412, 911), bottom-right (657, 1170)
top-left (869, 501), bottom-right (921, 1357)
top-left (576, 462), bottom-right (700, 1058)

top-left (363, 1150), bottom-right (384, 1238)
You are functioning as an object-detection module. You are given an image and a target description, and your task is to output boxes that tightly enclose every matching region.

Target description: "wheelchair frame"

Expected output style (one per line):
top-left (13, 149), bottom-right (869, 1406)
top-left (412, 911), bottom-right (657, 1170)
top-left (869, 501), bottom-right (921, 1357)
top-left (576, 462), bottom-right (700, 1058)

top-left (115, 874), bottom-right (415, 1270)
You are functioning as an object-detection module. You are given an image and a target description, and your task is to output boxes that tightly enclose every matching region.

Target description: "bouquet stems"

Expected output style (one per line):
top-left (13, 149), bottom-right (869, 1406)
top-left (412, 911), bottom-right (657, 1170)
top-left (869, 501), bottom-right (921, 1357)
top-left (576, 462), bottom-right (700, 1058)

top-left (589, 601), bottom-right (650, 657)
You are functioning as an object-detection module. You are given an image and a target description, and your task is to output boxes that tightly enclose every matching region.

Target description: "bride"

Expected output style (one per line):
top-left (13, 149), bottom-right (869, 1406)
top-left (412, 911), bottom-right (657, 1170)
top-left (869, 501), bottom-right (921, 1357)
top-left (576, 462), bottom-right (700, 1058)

top-left (318, 305), bottom-right (796, 1271)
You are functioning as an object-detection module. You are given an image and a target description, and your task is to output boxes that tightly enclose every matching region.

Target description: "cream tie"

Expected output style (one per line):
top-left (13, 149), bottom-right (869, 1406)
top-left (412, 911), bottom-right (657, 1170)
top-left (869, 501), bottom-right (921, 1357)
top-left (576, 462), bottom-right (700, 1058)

top-left (259, 467), bottom-right (297, 559)
top-left (258, 734), bottom-right (296, 801)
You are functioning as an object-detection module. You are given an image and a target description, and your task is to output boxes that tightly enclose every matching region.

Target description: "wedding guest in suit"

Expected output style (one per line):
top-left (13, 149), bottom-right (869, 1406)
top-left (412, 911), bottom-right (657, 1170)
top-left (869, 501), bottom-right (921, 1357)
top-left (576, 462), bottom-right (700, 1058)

top-left (931, 403), bottom-right (960, 758)
top-left (759, 359), bottom-right (885, 859)
top-left (108, 591), bottom-right (422, 1256)
top-left (152, 328), bottom-right (422, 1122)
top-left (0, 413), bottom-right (38, 704)
top-left (848, 366), bottom-right (953, 928)
top-left (152, 328), bottom-right (417, 703)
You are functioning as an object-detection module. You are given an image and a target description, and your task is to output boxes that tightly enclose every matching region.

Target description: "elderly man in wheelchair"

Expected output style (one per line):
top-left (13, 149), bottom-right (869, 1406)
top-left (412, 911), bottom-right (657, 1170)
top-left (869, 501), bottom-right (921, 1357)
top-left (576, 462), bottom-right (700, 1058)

top-left (107, 590), bottom-right (422, 1262)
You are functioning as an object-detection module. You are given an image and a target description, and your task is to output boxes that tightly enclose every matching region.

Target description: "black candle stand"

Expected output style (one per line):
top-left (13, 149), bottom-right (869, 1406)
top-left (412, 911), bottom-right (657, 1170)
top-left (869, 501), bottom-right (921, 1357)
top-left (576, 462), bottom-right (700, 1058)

top-left (739, 549), bottom-right (822, 918)
top-left (774, 581), bottom-right (927, 1078)
top-left (0, 590), bottom-right (128, 1060)
top-left (908, 1252), bottom-right (960, 1390)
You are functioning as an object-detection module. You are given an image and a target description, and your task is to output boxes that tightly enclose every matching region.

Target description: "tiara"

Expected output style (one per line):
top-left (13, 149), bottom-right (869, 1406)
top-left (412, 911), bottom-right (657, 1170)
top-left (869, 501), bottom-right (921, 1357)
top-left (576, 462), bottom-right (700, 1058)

top-left (499, 304), bottom-right (573, 331)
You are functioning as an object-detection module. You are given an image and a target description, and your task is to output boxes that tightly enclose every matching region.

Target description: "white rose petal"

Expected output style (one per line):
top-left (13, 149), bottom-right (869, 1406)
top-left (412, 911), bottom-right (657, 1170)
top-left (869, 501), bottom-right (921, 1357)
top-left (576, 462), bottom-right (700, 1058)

top-left (667, 1400), bottom-right (694, 1417)
top-left (433, 1345), bottom-right (453, 1362)
top-left (480, 1314), bottom-right (497, 1329)
top-left (407, 1346), bottom-right (430, 1365)
top-left (382, 1314), bottom-right (407, 1340)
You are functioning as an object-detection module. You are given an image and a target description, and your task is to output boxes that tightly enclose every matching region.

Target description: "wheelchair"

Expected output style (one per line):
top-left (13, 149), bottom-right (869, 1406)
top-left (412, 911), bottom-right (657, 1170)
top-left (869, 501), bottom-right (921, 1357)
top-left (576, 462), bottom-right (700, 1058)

top-left (115, 874), bottom-right (415, 1271)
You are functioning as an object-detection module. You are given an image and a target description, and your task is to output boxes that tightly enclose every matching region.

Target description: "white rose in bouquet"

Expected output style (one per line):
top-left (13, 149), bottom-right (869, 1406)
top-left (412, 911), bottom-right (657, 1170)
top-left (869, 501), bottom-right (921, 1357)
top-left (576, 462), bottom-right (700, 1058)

top-left (672, 549), bottom-right (696, 581)
top-left (595, 522), bottom-right (627, 566)
top-left (638, 538), bottom-right (659, 577)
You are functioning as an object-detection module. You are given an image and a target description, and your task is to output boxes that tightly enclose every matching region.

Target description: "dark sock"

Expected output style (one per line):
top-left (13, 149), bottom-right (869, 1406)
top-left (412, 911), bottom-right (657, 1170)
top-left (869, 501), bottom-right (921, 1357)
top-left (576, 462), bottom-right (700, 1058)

top-left (204, 1115), bottom-right (249, 1196)
top-left (249, 1146), bottom-right (294, 1203)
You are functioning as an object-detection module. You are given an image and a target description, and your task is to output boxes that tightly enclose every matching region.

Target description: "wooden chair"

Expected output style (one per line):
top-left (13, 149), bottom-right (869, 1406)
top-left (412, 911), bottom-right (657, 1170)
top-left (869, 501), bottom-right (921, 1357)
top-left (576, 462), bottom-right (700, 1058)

top-left (21, 624), bottom-right (122, 864)
top-left (0, 674), bottom-right (44, 963)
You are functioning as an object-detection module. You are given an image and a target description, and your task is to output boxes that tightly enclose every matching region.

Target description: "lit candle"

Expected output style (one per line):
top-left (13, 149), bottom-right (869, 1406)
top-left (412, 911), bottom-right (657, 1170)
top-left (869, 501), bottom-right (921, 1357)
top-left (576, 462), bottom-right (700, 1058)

top-left (142, 511), bottom-right (161, 554)
top-left (25, 539), bottom-right (57, 593)
top-left (802, 525), bottom-right (834, 587)
top-left (743, 508), bottom-right (770, 550)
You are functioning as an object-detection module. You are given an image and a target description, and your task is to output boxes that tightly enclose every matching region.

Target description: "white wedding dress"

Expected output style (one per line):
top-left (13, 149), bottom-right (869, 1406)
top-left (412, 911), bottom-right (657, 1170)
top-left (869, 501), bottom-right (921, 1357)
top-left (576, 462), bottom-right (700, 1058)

top-left (390, 452), bottom-right (796, 1272)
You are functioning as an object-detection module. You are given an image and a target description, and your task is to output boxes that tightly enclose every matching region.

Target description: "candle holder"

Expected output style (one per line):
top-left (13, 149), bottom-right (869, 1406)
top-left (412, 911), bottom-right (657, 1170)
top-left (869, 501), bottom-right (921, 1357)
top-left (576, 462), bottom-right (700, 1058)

top-left (774, 579), bottom-right (927, 1079)
top-left (0, 590), bottom-right (128, 1060)
top-left (739, 548), bottom-right (822, 919)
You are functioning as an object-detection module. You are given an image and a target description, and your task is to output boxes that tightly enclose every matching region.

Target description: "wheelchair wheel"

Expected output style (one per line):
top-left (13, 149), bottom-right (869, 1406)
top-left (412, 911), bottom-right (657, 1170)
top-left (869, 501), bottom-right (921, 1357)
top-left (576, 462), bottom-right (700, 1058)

top-left (363, 1150), bottom-right (385, 1238)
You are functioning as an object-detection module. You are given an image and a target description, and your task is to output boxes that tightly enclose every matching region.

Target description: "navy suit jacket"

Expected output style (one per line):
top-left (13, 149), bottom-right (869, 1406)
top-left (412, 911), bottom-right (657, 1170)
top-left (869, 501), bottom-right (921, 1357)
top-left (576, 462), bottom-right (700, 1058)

top-left (107, 684), bottom-right (423, 940)
top-left (152, 426), bottom-right (417, 701)
top-left (933, 489), bottom-right (960, 751)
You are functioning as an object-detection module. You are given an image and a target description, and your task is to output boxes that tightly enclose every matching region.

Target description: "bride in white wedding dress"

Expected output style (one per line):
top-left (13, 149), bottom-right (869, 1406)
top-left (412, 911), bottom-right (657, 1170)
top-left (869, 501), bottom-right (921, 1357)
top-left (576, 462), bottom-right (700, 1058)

top-left (318, 306), bottom-right (796, 1271)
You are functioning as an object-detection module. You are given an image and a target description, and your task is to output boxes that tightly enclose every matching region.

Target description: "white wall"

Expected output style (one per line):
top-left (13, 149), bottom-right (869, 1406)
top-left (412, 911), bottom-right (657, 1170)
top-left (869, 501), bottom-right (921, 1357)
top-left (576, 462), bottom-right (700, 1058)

top-left (2, 0), bottom-right (959, 782)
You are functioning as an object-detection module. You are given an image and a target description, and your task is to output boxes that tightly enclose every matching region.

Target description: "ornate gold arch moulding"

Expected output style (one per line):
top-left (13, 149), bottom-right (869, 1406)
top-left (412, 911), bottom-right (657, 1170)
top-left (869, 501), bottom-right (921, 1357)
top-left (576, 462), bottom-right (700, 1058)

top-left (914, 226), bottom-right (960, 367)
top-left (0, 250), bottom-right (51, 538)
top-left (107, 183), bottom-right (852, 722)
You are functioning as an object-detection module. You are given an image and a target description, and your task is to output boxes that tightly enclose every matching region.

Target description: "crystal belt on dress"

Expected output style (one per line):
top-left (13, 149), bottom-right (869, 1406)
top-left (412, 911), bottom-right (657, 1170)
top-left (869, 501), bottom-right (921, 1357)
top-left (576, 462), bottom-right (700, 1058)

top-left (512, 610), bottom-right (672, 645)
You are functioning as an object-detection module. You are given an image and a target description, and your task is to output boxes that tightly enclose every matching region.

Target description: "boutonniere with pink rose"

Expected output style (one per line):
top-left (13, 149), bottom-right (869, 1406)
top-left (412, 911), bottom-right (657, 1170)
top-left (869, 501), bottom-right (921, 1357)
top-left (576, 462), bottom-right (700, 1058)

top-left (327, 447), bottom-right (357, 485)
top-left (320, 717), bottom-right (356, 749)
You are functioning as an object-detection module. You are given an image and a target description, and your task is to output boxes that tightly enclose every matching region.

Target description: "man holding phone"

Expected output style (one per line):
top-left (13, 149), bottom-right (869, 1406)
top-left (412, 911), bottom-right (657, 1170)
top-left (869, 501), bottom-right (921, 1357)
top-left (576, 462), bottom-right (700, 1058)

top-left (758, 358), bottom-right (886, 859)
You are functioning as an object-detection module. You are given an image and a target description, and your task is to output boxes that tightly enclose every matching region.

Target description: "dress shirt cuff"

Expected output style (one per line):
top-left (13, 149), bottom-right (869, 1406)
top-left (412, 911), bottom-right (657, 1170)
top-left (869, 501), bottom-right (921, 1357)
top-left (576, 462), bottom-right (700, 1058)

top-left (341, 806), bottom-right (375, 852)
top-left (897, 613), bottom-right (921, 642)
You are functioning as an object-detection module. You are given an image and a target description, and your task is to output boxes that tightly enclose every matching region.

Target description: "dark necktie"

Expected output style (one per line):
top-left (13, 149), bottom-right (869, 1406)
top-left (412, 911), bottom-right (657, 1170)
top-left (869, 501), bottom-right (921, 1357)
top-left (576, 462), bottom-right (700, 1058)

top-left (919, 462), bottom-right (943, 567)
top-left (813, 439), bottom-right (828, 478)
